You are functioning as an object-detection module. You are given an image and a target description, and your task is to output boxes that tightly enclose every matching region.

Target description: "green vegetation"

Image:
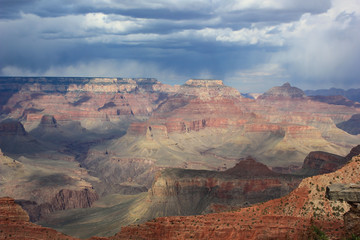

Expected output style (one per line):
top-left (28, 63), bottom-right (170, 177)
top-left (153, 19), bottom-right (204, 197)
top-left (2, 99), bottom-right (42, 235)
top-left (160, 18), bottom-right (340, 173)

top-left (306, 225), bottom-right (329, 240)
top-left (346, 235), bottom-right (360, 240)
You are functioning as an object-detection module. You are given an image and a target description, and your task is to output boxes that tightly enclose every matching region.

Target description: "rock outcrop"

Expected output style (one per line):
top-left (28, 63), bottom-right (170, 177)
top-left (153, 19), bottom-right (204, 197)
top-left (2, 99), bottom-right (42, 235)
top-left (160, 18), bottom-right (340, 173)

top-left (2, 77), bottom-right (360, 169)
top-left (0, 197), bottom-right (78, 240)
top-left (345, 145), bottom-right (360, 161)
top-left (0, 119), bottom-right (27, 136)
top-left (39, 115), bottom-right (58, 128)
top-left (337, 114), bottom-right (360, 135)
top-left (15, 188), bottom-right (99, 222)
top-left (301, 151), bottom-right (347, 175)
top-left (258, 82), bottom-right (306, 99)
top-left (309, 95), bottom-right (360, 108)
top-left (326, 183), bottom-right (360, 237)
top-left (83, 156), bottom-right (159, 196)
top-left (0, 77), bottom-right (176, 129)
top-left (113, 150), bottom-right (360, 240)
top-left (224, 157), bottom-right (278, 177)
top-left (305, 87), bottom-right (360, 103)
top-left (146, 157), bottom-right (301, 217)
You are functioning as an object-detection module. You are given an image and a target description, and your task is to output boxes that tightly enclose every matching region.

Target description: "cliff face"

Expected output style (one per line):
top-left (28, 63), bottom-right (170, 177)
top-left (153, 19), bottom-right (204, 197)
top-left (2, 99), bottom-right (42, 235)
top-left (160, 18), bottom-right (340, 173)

top-left (305, 87), bottom-right (360, 103)
top-left (337, 114), bottom-right (360, 135)
top-left (114, 150), bottom-right (360, 240)
top-left (116, 81), bottom-right (360, 169)
top-left (0, 77), bottom-right (175, 130)
top-left (309, 95), bottom-right (360, 108)
top-left (2, 78), bottom-right (360, 169)
top-left (145, 157), bottom-right (301, 217)
top-left (0, 142), bottom-right (100, 222)
top-left (15, 188), bottom-right (98, 222)
top-left (1, 148), bottom-right (360, 239)
top-left (0, 119), bottom-right (27, 136)
top-left (83, 156), bottom-right (160, 196)
top-left (301, 151), bottom-right (347, 175)
top-left (258, 82), bottom-right (306, 99)
top-left (0, 197), bottom-right (78, 240)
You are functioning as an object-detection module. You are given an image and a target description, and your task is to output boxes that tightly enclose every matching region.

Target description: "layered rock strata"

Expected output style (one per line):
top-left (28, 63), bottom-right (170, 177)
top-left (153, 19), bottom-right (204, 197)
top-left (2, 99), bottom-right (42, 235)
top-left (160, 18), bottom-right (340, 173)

top-left (0, 197), bottom-right (79, 240)
top-left (146, 157), bottom-right (301, 217)
top-left (326, 183), bottom-right (360, 236)
top-left (15, 188), bottom-right (98, 222)
top-left (301, 151), bottom-right (347, 175)
top-left (114, 150), bottom-right (360, 240)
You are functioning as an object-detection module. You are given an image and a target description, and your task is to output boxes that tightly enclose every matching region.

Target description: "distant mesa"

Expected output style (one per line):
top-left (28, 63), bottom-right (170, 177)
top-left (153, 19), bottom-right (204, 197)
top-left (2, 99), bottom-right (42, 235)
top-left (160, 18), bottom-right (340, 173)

top-left (301, 151), bottom-right (347, 175)
top-left (225, 156), bottom-right (278, 177)
top-left (309, 95), bottom-right (360, 108)
top-left (259, 82), bottom-right (306, 99)
top-left (0, 119), bottom-right (27, 136)
top-left (345, 145), bottom-right (360, 162)
top-left (300, 145), bottom-right (360, 175)
top-left (40, 115), bottom-right (58, 128)
top-left (184, 79), bottom-right (224, 87)
top-left (337, 114), bottom-right (360, 135)
top-left (305, 87), bottom-right (360, 103)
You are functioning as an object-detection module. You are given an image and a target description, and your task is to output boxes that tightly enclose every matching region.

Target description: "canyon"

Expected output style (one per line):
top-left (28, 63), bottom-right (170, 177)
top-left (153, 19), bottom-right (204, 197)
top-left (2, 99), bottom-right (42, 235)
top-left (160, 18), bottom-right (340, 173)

top-left (0, 77), bottom-right (360, 239)
top-left (1, 146), bottom-right (359, 239)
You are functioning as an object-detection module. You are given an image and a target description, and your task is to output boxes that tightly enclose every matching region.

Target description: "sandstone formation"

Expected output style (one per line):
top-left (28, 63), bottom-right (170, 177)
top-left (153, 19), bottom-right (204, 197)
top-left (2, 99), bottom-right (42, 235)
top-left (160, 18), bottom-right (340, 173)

top-left (301, 151), bottom-right (347, 175)
top-left (305, 87), bottom-right (360, 103)
top-left (0, 119), bottom-right (27, 136)
top-left (146, 157), bottom-right (301, 218)
top-left (258, 82), bottom-right (306, 99)
top-left (1, 77), bottom-right (360, 239)
top-left (345, 145), bottom-right (360, 161)
top-left (0, 119), bottom-right (50, 154)
top-left (326, 183), bottom-right (360, 237)
top-left (16, 188), bottom-right (98, 222)
top-left (1, 77), bottom-right (360, 169)
top-left (39, 115), bottom-right (58, 128)
top-left (337, 114), bottom-right (360, 135)
top-left (0, 77), bottom-right (175, 131)
top-left (309, 95), bottom-right (360, 108)
top-left (1, 149), bottom-right (360, 239)
top-left (113, 149), bottom-right (360, 240)
top-left (39, 156), bottom-right (301, 239)
top-left (224, 157), bottom-right (278, 177)
top-left (0, 197), bottom-right (78, 240)
top-left (0, 139), bottom-right (100, 222)
top-left (83, 156), bottom-right (160, 196)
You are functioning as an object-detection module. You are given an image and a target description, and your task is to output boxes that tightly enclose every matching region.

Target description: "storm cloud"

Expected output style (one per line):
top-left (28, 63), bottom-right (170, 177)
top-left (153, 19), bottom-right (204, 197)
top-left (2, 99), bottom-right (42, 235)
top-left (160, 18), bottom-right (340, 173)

top-left (0, 0), bottom-right (359, 92)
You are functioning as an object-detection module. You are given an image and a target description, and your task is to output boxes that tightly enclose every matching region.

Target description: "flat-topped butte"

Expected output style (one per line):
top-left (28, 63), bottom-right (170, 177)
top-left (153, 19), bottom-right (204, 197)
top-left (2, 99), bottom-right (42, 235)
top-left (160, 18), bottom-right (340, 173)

top-left (185, 79), bottom-right (224, 87)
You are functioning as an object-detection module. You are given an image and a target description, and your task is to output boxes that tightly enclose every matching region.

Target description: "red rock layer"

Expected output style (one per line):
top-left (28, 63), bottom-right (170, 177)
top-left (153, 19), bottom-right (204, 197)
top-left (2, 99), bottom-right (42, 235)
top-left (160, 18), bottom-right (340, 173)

top-left (0, 120), bottom-right (27, 136)
top-left (114, 153), bottom-right (360, 240)
top-left (16, 188), bottom-right (99, 222)
top-left (2, 78), bottom-right (175, 124)
top-left (0, 197), bottom-right (78, 240)
top-left (301, 151), bottom-right (347, 175)
top-left (224, 157), bottom-right (278, 177)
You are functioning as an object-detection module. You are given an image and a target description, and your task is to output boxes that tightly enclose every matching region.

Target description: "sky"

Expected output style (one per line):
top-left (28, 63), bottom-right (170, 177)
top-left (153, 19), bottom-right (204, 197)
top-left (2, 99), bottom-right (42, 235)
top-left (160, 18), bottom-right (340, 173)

top-left (0, 0), bottom-right (359, 92)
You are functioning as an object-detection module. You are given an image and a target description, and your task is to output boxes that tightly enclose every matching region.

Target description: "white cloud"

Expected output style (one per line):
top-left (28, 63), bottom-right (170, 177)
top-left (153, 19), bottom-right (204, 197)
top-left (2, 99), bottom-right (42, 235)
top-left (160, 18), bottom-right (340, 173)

top-left (269, 0), bottom-right (360, 89)
top-left (83, 13), bottom-right (148, 34)
top-left (225, 64), bottom-right (289, 92)
top-left (1, 0), bottom-right (360, 92)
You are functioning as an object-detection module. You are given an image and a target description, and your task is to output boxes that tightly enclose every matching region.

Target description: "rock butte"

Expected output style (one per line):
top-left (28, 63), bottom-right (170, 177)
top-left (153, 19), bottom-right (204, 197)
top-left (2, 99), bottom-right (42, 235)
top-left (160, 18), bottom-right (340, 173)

top-left (1, 77), bottom-right (360, 238)
top-left (1, 149), bottom-right (359, 239)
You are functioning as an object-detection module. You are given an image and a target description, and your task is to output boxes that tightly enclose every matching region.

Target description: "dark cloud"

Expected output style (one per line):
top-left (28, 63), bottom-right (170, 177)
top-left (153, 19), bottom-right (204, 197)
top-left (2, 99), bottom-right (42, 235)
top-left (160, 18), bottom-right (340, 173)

top-left (0, 0), bottom-right (359, 92)
top-left (0, 0), bottom-right (38, 19)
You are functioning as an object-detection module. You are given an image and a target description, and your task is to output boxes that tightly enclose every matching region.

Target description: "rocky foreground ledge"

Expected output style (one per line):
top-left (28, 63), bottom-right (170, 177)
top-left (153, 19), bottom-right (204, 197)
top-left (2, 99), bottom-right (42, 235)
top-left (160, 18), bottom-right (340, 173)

top-left (0, 197), bottom-right (79, 240)
top-left (326, 183), bottom-right (360, 236)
